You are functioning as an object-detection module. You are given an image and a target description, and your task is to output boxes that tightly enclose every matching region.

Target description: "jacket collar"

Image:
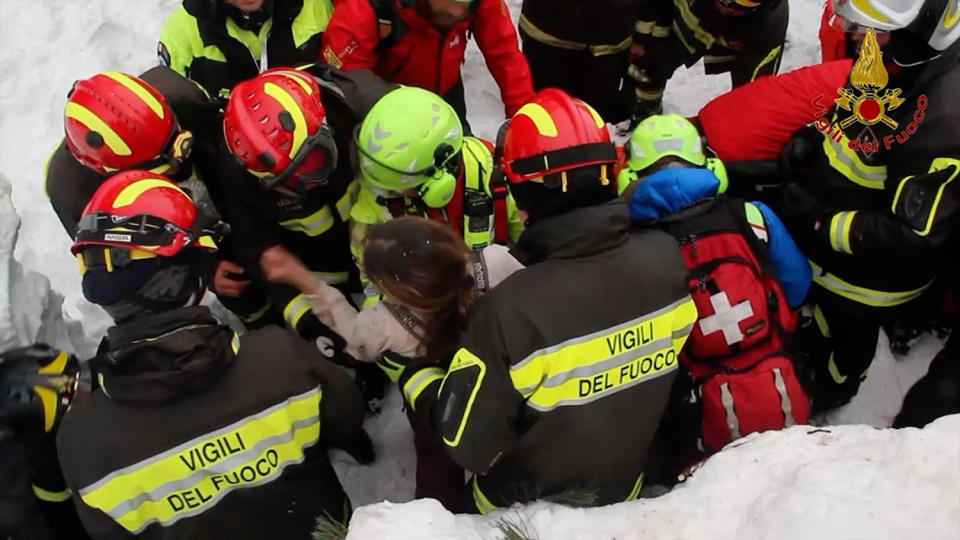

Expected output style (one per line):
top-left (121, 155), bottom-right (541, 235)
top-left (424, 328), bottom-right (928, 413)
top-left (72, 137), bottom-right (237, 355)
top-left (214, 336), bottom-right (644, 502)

top-left (513, 201), bottom-right (631, 265)
top-left (96, 306), bottom-right (234, 405)
top-left (627, 167), bottom-right (722, 222)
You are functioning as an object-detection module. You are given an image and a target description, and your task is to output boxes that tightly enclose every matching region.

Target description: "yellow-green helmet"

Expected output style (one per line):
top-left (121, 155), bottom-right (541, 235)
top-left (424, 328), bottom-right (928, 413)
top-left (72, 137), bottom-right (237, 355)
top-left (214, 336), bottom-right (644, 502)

top-left (625, 114), bottom-right (706, 173)
top-left (355, 86), bottom-right (463, 199)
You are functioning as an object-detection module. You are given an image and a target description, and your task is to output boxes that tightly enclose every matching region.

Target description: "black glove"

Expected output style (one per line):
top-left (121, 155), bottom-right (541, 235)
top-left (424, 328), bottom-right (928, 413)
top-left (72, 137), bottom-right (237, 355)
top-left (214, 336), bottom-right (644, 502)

top-left (340, 428), bottom-right (376, 465)
top-left (779, 125), bottom-right (823, 181)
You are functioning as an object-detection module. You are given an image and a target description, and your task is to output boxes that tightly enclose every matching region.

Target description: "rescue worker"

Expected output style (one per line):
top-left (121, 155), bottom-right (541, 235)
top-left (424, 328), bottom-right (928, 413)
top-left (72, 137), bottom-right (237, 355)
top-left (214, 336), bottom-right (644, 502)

top-left (222, 66), bottom-right (393, 407)
top-left (618, 115), bottom-right (811, 478)
top-left (57, 170), bottom-right (371, 539)
top-left (1, 344), bottom-right (90, 539)
top-left (320, 0), bottom-right (535, 126)
top-left (159, 0), bottom-right (334, 101)
top-left (773, 1), bottom-right (960, 411)
top-left (629, 0), bottom-right (789, 123)
top-left (399, 89), bottom-right (697, 513)
top-left (519, 0), bottom-right (641, 123)
top-left (350, 86), bottom-right (523, 272)
top-left (46, 68), bottom-right (277, 333)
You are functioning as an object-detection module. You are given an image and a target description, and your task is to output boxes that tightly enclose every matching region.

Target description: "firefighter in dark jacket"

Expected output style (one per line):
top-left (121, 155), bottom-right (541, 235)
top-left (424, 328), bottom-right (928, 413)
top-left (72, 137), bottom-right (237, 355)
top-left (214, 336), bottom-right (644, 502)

top-left (1, 344), bottom-right (90, 539)
top-left (773, 0), bottom-right (960, 411)
top-left (159, 0), bottom-right (334, 101)
top-left (519, 0), bottom-right (641, 123)
top-left (399, 89), bottom-right (697, 513)
top-left (45, 68), bottom-right (275, 332)
top-left (56, 170), bottom-right (371, 539)
top-left (629, 0), bottom-right (788, 122)
top-left (221, 66), bottom-right (394, 404)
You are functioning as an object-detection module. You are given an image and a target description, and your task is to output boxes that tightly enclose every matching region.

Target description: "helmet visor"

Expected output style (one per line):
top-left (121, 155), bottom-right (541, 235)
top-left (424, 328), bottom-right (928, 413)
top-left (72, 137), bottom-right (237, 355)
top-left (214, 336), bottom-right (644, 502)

top-left (828, 12), bottom-right (893, 39)
top-left (259, 124), bottom-right (338, 191)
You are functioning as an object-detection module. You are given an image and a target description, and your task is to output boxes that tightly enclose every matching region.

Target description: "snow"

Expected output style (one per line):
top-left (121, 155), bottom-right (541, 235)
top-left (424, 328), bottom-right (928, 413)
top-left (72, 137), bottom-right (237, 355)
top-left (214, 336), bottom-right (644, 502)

top-left (346, 415), bottom-right (960, 540)
top-left (0, 0), bottom-right (957, 538)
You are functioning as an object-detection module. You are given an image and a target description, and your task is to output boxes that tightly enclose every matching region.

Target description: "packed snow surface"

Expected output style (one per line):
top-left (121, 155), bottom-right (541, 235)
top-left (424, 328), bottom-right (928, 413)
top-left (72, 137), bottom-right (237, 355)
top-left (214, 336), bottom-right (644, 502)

top-left (1, 0), bottom-right (957, 538)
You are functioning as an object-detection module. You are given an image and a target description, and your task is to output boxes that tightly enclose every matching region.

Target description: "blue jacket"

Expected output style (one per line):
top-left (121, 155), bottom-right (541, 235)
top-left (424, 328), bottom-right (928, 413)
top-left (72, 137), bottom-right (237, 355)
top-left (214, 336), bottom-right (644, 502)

top-left (628, 167), bottom-right (812, 307)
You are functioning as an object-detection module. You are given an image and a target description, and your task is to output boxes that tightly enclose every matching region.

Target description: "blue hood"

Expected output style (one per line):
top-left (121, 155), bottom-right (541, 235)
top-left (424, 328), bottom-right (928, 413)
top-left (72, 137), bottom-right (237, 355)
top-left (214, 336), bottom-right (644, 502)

top-left (628, 167), bottom-right (722, 221)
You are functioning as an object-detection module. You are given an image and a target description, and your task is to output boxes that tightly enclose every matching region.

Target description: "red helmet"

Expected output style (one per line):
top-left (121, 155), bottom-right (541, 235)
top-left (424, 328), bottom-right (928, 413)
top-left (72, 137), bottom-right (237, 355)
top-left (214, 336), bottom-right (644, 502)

top-left (223, 68), bottom-right (338, 191)
top-left (499, 88), bottom-right (618, 186)
top-left (71, 170), bottom-right (218, 264)
top-left (64, 72), bottom-right (191, 174)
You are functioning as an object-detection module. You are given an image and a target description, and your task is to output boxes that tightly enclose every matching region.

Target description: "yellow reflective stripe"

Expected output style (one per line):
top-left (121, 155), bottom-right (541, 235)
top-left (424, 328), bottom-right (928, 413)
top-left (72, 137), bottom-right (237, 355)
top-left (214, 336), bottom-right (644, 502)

top-left (827, 353), bottom-right (847, 384)
top-left (280, 207), bottom-right (335, 236)
top-left (78, 388), bottom-right (322, 534)
top-left (113, 179), bottom-right (190, 209)
top-left (893, 158), bottom-right (960, 237)
top-left (230, 333), bottom-right (240, 354)
top-left (671, 20), bottom-right (697, 53)
top-left (312, 271), bottom-right (349, 285)
top-left (810, 261), bottom-right (931, 307)
top-left (102, 72), bottom-right (165, 119)
top-left (32, 484), bottom-right (72, 503)
top-left (750, 44), bottom-right (783, 81)
top-left (283, 294), bottom-right (312, 329)
top-left (519, 14), bottom-right (632, 55)
top-left (263, 82), bottom-right (306, 159)
top-left (813, 304), bottom-right (830, 338)
top-left (336, 180), bottom-right (359, 220)
top-left (240, 300), bottom-right (271, 324)
top-left (626, 472), bottom-right (644, 501)
top-left (64, 102), bottom-right (132, 157)
top-left (442, 349), bottom-right (487, 447)
top-left (828, 211), bottom-right (857, 254)
top-left (704, 54), bottom-right (737, 64)
top-left (515, 102), bottom-right (558, 136)
top-left (821, 130), bottom-right (887, 190)
top-left (511, 297), bottom-right (696, 411)
top-left (635, 86), bottom-right (665, 100)
top-left (472, 477), bottom-right (498, 515)
top-left (673, 0), bottom-right (731, 49)
top-left (402, 367), bottom-right (445, 410)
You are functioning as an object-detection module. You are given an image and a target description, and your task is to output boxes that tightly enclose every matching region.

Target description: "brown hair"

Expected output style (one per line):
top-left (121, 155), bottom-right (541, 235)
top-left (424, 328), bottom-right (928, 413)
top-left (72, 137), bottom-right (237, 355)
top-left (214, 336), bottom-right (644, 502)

top-left (362, 217), bottom-right (475, 364)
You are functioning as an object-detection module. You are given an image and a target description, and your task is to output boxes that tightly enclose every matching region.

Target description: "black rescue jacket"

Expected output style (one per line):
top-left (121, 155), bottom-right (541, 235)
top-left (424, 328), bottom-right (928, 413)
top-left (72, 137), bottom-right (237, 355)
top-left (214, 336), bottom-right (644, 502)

top-left (401, 201), bottom-right (697, 512)
top-left (56, 307), bottom-right (366, 539)
top-left (774, 40), bottom-right (960, 318)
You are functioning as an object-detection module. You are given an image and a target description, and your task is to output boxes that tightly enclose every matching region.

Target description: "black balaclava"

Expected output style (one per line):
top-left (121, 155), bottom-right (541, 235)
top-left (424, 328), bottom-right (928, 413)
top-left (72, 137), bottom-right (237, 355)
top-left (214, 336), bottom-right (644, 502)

top-left (509, 165), bottom-right (616, 225)
top-left (223, 0), bottom-right (274, 32)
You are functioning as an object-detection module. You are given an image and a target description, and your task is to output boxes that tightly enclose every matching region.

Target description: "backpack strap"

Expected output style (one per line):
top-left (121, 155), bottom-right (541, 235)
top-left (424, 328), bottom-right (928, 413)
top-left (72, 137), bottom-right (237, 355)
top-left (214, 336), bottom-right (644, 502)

top-left (381, 300), bottom-right (428, 341)
top-left (368, 0), bottom-right (414, 51)
top-left (489, 167), bottom-right (510, 244)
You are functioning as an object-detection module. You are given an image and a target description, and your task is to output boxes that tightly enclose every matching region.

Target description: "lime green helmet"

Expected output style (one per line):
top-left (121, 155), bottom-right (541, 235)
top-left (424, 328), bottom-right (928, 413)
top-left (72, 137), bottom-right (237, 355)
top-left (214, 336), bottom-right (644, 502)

top-left (625, 114), bottom-right (705, 172)
top-left (355, 86), bottom-right (463, 207)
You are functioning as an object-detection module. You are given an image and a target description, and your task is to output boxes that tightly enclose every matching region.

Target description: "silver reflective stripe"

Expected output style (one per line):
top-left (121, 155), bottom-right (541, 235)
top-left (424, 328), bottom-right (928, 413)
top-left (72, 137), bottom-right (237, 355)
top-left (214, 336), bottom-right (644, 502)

top-left (540, 336), bottom-right (672, 388)
top-left (512, 297), bottom-right (692, 372)
top-left (825, 136), bottom-right (886, 185)
top-left (80, 387), bottom-right (321, 494)
top-left (103, 416), bottom-right (320, 521)
top-left (311, 271), bottom-right (349, 285)
top-left (720, 382), bottom-right (742, 440)
top-left (280, 208), bottom-right (334, 237)
top-left (772, 367), bottom-right (794, 427)
top-left (526, 366), bottom-right (676, 412)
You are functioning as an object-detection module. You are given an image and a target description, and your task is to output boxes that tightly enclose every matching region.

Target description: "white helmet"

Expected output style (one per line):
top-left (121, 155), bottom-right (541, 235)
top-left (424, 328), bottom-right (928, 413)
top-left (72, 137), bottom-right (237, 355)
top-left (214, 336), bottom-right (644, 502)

top-left (834, 0), bottom-right (960, 52)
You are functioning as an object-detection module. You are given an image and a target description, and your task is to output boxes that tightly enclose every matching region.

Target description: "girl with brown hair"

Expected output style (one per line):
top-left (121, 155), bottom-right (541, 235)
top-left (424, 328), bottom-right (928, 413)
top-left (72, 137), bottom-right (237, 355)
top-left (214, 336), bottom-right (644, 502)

top-left (263, 216), bottom-right (523, 512)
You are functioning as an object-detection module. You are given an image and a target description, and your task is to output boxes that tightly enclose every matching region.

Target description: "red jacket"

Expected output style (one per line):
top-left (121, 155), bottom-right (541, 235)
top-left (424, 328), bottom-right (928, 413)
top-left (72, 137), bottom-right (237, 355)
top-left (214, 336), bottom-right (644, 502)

top-left (322, 0), bottom-right (534, 117)
top-left (697, 59), bottom-right (853, 161)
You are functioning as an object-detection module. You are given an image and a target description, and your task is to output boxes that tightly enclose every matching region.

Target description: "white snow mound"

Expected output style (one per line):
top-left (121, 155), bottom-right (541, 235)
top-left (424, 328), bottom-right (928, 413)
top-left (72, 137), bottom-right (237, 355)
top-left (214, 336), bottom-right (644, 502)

top-left (346, 416), bottom-right (960, 540)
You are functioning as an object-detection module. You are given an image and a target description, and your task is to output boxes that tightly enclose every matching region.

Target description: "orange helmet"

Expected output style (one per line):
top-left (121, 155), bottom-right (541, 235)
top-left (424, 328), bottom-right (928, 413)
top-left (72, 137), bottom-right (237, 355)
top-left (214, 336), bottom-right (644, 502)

top-left (64, 72), bottom-right (192, 174)
top-left (223, 68), bottom-right (338, 191)
top-left (71, 170), bottom-right (218, 262)
top-left (499, 88), bottom-right (618, 187)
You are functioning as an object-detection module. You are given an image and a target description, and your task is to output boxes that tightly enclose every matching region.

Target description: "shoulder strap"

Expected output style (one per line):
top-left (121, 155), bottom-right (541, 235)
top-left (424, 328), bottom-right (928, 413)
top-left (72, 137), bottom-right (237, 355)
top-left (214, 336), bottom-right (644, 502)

top-left (732, 200), bottom-right (780, 279)
top-left (369, 0), bottom-right (412, 51)
top-left (471, 250), bottom-right (490, 295)
top-left (381, 301), bottom-right (428, 341)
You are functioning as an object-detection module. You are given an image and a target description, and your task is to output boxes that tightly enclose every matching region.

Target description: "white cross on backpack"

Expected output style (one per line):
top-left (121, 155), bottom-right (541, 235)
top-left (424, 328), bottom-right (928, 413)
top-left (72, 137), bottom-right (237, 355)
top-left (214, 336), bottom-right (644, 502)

top-left (697, 292), bottom-right (754, 345)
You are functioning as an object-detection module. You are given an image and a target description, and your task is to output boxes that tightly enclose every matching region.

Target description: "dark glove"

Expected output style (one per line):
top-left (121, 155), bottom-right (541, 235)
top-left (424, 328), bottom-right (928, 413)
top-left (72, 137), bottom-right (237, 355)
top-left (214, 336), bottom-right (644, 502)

top-left (779, 125), bottom-right (823, 181)
top-left (340, 428), bottom-right (376, 465)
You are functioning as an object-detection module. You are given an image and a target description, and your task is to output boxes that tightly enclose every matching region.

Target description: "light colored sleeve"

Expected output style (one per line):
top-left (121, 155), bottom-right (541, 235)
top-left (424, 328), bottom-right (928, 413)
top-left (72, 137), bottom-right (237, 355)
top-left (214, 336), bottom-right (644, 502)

top-left (306, 281), bottom-right (421, 361)
top-left (481, 244), bottom-right (525, 289)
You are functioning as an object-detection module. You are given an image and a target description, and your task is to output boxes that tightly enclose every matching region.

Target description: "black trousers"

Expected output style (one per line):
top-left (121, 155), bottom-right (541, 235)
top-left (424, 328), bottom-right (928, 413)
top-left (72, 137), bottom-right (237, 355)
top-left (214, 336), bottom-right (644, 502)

top-left (521, 31), bottom-right (634, 124)
top-left (894, 330), bottom-right (960, 428)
